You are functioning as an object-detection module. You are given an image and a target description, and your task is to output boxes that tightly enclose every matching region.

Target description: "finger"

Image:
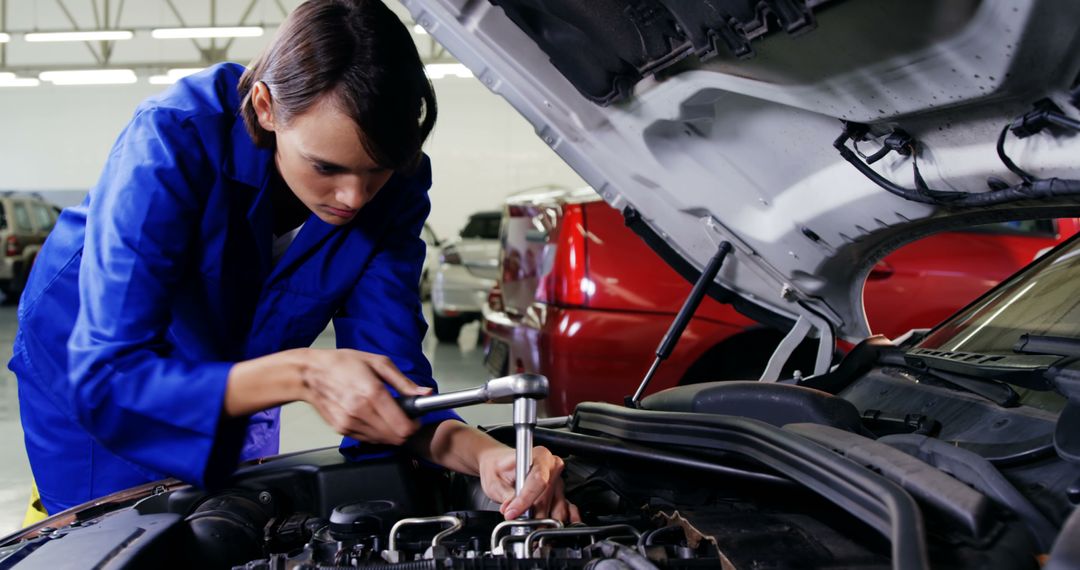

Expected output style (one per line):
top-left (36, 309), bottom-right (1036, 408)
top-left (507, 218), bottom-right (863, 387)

top-left (548, 478), bottom-right (572, 522)
top-left (529, 464), bottom-right (559, 519)
top-left (367, 382), bottom-right (420, 442)
top-left (319, 398), bottom-right (379, 442)
top-left (339, 388), bottom-right (407, 445)
top-left (503, 461), bottom-right (553, 520)
top-left (531, 492), bottom-right (552, 519)
top-left (485, 473), bottom-right (516, 505)
top-left (345, 363), bottom-right (416, 443)
top-left (569, 502), bottom-right (581, 523)
top-left (370, 355), bottom-right (430, 396)
top-left (550, 499), bottom-right (568, 523)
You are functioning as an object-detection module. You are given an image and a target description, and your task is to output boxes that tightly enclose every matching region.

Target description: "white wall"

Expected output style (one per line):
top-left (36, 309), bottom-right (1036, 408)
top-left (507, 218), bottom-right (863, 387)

top-left (422, 78), bottom-right (585, 239)
top-left (0, 75), bottom-right (584, 238)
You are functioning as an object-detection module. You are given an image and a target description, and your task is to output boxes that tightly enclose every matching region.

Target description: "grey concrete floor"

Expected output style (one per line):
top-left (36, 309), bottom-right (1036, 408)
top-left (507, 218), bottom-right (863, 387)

top-left (0, 304), bottom-right (501, 536)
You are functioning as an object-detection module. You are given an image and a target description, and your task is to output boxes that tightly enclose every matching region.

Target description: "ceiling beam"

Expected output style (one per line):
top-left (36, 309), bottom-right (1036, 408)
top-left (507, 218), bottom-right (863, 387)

top-left (53, 0), bottom-right (104, 65)
top-left (1, 0), bottom-right (6, 68)
top-left (0, 0), bottom-right (457, 74)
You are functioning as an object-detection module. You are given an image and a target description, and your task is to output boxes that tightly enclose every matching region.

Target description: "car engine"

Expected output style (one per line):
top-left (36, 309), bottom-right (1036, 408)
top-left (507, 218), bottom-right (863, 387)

top-left (4, 372), bottom-right (1070, 569)
top-left (233, 501), bottom-right (719, 569)
top-left (54, 441), bottom-right (726, 570)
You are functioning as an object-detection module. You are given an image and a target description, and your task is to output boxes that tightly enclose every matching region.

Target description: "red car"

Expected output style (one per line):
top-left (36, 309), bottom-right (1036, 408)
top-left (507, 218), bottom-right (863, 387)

top-left (484, 188), bottom-right (1080, 417)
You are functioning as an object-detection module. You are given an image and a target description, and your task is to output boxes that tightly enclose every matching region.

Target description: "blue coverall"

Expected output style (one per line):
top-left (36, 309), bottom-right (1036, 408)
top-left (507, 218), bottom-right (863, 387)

top-left (9, 63), bottom-right (459, 515)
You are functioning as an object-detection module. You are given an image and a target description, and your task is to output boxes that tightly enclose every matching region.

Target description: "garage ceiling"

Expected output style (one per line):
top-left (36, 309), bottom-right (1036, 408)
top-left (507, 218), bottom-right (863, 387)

top-left (0, 0), bottom-right (455, 82)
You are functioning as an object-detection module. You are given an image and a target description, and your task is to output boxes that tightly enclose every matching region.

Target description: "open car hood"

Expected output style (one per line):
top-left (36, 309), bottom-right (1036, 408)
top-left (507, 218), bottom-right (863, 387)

top-left (403, 0), bottom-right (1080, 354)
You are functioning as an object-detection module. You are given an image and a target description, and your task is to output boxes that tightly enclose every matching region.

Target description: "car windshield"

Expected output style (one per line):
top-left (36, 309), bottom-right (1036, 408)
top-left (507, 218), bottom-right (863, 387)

top-left (918, 234), bottom-right (1080, 355)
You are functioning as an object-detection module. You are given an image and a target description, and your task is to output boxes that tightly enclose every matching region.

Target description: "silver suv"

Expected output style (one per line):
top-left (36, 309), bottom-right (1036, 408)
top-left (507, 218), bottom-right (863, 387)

top-left (0, 193), bottom-right (58, 303)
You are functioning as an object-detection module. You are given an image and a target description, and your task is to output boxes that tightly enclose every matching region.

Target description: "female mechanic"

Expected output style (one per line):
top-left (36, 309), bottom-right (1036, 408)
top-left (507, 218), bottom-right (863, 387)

top-left (11, 0), bottom-right (576, 525)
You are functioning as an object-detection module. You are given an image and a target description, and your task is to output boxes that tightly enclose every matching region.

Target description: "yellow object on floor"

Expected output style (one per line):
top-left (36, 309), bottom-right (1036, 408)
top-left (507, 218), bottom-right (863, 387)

top-left (22, 482), bottom-right (48, 527)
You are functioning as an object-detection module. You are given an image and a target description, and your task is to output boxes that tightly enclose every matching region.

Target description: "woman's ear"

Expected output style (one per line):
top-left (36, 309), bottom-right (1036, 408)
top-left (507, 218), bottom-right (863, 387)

top-left (252, 81), bottom-right (277, 132)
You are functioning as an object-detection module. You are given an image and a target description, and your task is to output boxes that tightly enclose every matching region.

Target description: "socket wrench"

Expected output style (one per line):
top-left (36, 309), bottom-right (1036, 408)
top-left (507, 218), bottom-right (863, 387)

top-left (397, 373), bottom-right (548, 557)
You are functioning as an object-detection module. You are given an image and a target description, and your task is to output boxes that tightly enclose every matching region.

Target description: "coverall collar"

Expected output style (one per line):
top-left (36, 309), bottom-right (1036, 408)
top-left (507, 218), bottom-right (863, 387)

top-left (222, 114), bottom-right (274, 191)
top-left (219, 111), bottom-right (342, 284)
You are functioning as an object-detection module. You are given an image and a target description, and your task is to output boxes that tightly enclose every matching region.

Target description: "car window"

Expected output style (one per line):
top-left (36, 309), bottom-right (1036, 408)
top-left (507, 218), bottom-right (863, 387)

top-left (32, 203), bottom-right (55, 231)
top-left (12, 202), bottom-right (31, 232)
top-left (967, 219), bottom-right (1057, 237)
top-left (460, 214), bottom-right (501, 239)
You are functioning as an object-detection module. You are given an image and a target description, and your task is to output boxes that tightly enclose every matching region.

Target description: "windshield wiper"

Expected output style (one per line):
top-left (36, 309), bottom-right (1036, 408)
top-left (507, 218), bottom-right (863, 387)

top-left (903, 348), bottom-right (1057, 390)
top-left (923, 367), bottom-right (1020, 407)
top-left (884, 351), bottom-right (1020, 407)
top-left (1014, 333), bottom-right (1080, 358)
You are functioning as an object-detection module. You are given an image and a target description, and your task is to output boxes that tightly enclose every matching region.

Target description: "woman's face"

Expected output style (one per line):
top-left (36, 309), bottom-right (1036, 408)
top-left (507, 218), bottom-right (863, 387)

top-left (253, 85), bottom-right (394, 225)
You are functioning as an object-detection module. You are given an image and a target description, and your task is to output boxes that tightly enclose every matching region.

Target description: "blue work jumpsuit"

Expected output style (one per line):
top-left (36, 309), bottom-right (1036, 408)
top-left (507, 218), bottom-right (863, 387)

top-left (9, 63), bottom-right (459, 515)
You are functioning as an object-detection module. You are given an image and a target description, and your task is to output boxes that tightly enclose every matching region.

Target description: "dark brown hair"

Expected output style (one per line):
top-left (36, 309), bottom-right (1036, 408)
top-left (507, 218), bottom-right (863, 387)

top-left (238, 0), bottom-right (437, 172)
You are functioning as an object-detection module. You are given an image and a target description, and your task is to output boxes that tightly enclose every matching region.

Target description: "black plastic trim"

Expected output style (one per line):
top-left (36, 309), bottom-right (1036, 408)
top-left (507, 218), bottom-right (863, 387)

top-left (880, 434), bottom-right (1057, 552)
top-left (571, 402), bottom-right (928, 570)
top-left (783, 423), bottom-right (996, 540)
top-left (487, 0), bottom-right (825, 105)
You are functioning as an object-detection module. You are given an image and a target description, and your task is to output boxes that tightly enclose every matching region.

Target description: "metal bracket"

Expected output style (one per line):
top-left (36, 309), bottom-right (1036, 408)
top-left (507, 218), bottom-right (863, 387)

top-left (759, 308), bottom-right (834, 382)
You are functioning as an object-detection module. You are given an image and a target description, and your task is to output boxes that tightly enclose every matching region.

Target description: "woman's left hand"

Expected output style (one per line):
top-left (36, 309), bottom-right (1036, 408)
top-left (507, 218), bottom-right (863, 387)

top-left (477, 445), bottom-right (581, 523)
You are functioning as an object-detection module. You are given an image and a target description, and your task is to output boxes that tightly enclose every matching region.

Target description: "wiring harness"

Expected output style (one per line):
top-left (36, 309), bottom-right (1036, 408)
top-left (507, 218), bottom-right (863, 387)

top-left (833, 95), bottom-right (1080, 208)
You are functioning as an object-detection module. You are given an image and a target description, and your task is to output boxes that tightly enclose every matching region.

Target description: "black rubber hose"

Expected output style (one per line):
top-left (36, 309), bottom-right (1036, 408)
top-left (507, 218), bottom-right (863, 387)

top-left (485, 425), bottom-right (794, 487)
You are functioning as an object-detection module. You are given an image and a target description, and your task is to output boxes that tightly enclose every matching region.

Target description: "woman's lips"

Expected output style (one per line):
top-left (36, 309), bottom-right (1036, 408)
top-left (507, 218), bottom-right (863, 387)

top-left (326, 206), bottom-right (358, 218)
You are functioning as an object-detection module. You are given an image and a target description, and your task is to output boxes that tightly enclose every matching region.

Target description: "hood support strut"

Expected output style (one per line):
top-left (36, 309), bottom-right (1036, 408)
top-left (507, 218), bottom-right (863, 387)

top-left (628, 240), bottom-right (733, 406)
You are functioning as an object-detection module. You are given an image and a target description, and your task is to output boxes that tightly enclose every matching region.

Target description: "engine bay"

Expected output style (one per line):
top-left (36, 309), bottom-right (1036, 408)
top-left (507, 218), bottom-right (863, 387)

top-left (2, 356), bottom-right (1076, 569)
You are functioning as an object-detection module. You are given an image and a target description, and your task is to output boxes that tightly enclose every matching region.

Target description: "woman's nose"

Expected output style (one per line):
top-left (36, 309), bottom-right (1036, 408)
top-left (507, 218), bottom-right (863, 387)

top-left (336, 178), bottom-right (372, 210)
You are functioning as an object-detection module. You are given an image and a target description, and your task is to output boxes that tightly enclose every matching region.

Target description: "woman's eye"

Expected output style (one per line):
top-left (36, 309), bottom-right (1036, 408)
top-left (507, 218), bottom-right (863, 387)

top-left (313, 163), bottom-right (339, 175)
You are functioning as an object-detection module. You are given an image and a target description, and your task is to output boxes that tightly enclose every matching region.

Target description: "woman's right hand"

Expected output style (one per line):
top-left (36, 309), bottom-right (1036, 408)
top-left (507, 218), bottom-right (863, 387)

top-left (298, 349), bottom-right (431, 444)
top-left (226, 348), bottom-right (430, 445)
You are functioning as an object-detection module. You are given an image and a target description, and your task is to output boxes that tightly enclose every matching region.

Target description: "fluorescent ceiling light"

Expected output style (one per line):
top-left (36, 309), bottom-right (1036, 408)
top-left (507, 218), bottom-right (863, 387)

top-left (0, 33), bottom-right (10, 43)
top-left (39, 69), bottom-right (137, 85)
top-left (151, 26), bottom-right (263, 39)
top-left (425, 63), bottom-right (473, 79)
top-left (413, 24), bottom-right (428, 35)
top-left (149, 67), bottom-right (205, 85)
top-left (0, 77), bottom-right (41, 87)
top-left (25, 30), bottom-right (134, 42)
top-left (0, 72), bottom-right (40, 87)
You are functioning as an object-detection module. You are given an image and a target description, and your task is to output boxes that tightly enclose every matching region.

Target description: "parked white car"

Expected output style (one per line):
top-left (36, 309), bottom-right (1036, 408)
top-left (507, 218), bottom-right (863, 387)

top-left (419, 222), bottom-right (440, 300)
top-left (431, 211), bottom-right (501, 342)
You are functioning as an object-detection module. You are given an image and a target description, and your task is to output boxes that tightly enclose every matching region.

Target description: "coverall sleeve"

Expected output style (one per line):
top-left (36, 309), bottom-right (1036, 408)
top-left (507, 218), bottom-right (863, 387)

top-left (335, 158), bottom-right (462, 458)
top-left (67, 107), bottom-right (240, 488)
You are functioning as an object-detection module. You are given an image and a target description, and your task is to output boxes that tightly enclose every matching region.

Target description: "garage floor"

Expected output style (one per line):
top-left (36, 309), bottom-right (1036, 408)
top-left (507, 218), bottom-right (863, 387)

top-left (0, 304), bottom-right (501, 536)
